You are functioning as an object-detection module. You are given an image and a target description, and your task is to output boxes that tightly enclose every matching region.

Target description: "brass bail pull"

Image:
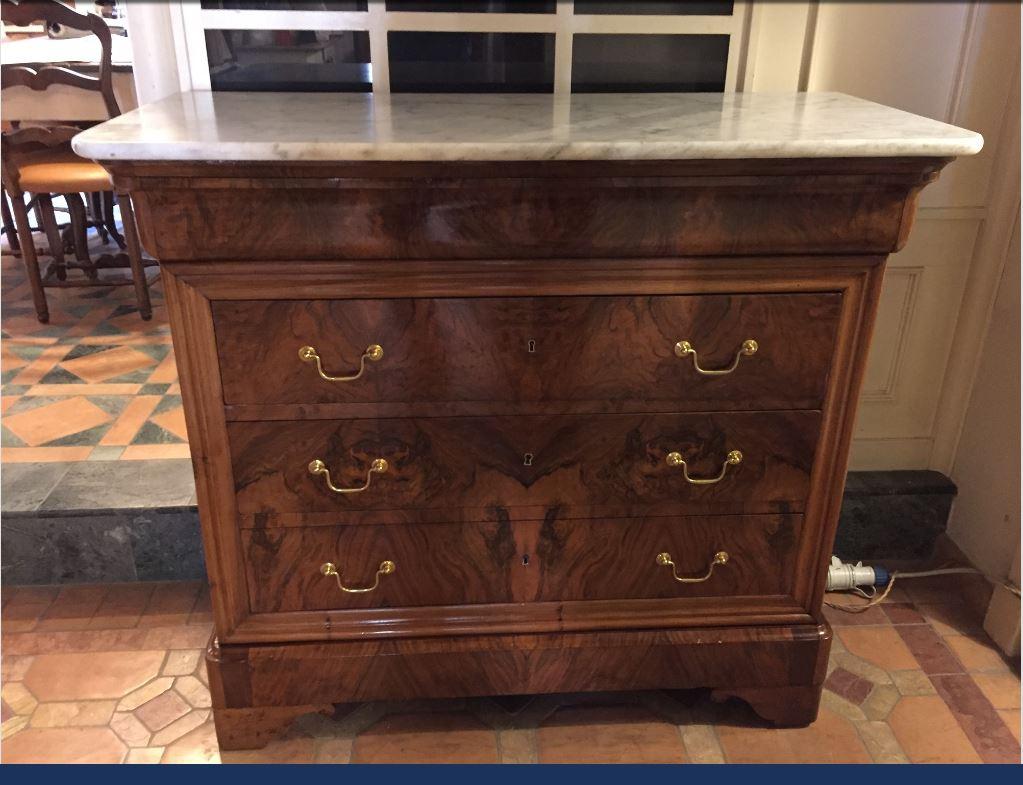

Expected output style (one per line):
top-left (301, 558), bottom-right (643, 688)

top-left (656, 551), bottom-right (730, 584)
top-left (299, 344), bottom-right (383, 382)
top-left (674, 339), bottom-right (758, 376)
top-left (320, 560), bottom-right (395, 594)
top-left (308, 457), bottom-right (388, 494)
top-left (666, 449), bottom-right (742, 485)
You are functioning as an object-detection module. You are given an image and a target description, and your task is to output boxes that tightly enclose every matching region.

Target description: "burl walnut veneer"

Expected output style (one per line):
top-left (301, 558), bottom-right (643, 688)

top-left (73, 91), bottom-right (982, 749)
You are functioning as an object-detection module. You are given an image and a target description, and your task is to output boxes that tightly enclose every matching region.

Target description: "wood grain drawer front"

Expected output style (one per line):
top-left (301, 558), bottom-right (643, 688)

top-left (212, 294), bottom-right (841, 410)
top-left (230, 412), bottom-right (819, 522)
top-left (243, 514), bottom-right (802, 613)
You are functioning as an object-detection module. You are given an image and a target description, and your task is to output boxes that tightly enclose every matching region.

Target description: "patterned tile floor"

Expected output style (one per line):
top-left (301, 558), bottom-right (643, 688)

top-left (1, 577), bottom-right (1019, 763)
top-left (2, 243), bottom-right (186, 466)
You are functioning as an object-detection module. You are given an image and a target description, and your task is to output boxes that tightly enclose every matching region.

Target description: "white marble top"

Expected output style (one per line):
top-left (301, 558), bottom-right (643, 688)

top-left (72, 91), bottom-right (983, 163)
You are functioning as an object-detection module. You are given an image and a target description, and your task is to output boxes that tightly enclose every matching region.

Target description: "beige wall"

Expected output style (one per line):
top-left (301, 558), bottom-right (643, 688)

top-left (800, 1), bottom-right (1020, 472)
top-left (743, 3), bottom-right (1021, 629)
top-left (949, 214), bottom-right (1020, 655)
top-left (947, 215), bottom-right (1020, 580)
top-left (794, 2), bottom-right (1021, 641)
top-left (748, 2), bottom-right (1019, 470)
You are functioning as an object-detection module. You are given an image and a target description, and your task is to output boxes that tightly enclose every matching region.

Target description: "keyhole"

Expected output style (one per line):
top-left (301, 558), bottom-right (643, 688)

top-left (527, 339), bottom-right (536, 354)
top-left (523, 453), bottom-right (534, 466)
top-left (522, 554), bottom-right (530, 566)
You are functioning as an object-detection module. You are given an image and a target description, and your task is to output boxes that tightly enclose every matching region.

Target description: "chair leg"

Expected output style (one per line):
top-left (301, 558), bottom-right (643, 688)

top-left (116, 192), bottom-right (152, 321)
top-left (64, 192), bottom-right (97, 279)
top-left (8, 189), bottom-right (49, 323)
top-left (90, 191), bottom-right (109, 244)
top-left (102, 191), bottom-right (125, 249)
top-left (36, 194), bottom-right (67, 281)
top-left (2, 187), bottom-right (21, 254)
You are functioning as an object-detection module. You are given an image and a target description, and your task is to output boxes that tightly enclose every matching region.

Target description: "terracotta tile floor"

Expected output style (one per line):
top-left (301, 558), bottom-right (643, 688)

top-left (1, 580), bottom-right (1019, 763)
top-left (1, 239), bottom-right (186, 465)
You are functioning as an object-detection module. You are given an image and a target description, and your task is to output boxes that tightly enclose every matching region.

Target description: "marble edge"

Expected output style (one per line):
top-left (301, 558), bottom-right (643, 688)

top-left (72, 136), bottom-right (984, 163)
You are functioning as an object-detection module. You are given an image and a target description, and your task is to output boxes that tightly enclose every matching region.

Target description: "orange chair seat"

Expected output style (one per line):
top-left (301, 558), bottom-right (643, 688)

top-left (17, 153), bottom-right (112, 193)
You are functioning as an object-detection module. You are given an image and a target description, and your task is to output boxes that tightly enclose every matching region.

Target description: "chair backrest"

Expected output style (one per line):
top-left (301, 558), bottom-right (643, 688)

top-left (1, 0), bottom-right (120, 119)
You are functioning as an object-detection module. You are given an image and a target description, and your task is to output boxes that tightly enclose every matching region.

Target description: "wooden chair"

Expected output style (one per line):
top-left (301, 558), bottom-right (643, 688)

top-left (0, 0), bottom-right (153, 323)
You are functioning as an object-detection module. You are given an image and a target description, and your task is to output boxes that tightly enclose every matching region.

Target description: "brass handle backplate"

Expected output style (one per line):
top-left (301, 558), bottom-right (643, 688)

top-left (309, 457), bottom-right (388, 494)
top-left (320, 560), bottom-right (395, 594)
top-left (656, 550), bottom-right (729, 584)
top-left (674, 339), bottom-right (758, 376)
top-left (299, 344), bottom-right (383, 382)
top-left (666, 449), bottom-right (742, 485)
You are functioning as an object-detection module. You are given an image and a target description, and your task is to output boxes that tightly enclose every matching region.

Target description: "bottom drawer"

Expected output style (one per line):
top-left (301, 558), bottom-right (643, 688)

top-left (243, 514), bottom-right (802, 613)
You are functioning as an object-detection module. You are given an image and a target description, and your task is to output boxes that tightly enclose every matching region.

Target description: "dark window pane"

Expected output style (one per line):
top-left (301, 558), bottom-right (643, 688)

top-left (389, 32), bottom-right (554, 93)
top-left (201, 1), bottom-right (367, 9)
top-left (386, 1), bottom-right (554, 11)
top-left (574, 1), bottom-right (732, 14)
top-left (206, 30), bottom-right (372, 92)
top-left (571, 33), bottom-right (727, 92)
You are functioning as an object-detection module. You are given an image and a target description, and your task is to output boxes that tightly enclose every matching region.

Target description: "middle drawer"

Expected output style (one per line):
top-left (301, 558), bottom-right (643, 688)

top-left (230, 411), bottom-right (819, 523)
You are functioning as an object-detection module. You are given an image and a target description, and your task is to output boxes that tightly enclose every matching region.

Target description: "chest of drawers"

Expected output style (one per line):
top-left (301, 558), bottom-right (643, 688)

top-left (75, 91), bottom-right (980, 750)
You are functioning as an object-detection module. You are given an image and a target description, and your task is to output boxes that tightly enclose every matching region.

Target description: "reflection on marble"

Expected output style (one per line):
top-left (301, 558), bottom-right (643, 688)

top-left (73, 91), bottom-right (983, 163)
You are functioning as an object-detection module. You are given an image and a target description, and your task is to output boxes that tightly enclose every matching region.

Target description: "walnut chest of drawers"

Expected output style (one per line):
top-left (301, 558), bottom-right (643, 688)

top-left (75, 91), bottom-right (980, 750)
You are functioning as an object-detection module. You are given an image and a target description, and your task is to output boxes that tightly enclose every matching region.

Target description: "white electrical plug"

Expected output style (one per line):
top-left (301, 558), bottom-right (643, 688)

top-left (826, 556), bottom-right (890, 591)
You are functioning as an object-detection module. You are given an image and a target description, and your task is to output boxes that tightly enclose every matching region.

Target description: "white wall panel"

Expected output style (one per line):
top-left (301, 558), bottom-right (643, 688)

top-left (851, 215), bottom-right (982, 468)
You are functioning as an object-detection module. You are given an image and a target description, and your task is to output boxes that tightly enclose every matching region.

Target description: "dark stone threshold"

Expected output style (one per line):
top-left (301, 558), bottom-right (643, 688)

top-left (834, 470), bottom-right (957, 562)
top-left (841, 470), bottom-right (957, 498)
top-left (1, 507), bottom-right (204, 584)
top-left (1, 470), bottom-right (957, 585)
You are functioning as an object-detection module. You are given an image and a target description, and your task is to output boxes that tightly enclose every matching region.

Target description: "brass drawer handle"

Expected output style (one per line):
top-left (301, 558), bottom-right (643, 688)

top-left (299, 344), bottom-right (383, 382)
top-left (656, 550), bottom-right (729, 584)
top-left (308, 457), bottom-right (388, 494)
top-left (320, 560), bottom-right (395, 594)
top-left (674, 339), bottom-right (757, 376)
top-left (666, 449), bottom-right (742, 485)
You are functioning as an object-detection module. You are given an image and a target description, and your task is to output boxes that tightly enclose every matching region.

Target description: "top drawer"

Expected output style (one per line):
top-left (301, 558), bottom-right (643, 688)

top-left (213, 293), bottom-right (840, 410)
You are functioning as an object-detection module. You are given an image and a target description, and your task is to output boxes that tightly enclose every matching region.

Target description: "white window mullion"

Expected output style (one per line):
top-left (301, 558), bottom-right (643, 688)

top-left (553, 0), bottom-right (574, 95)
top-left (725, 1), bottom-right (752, 92)
top-left (367, 0), bottom-right (390, 93)
top-left (568, 14), bottom-right (738, 36)
top-left (199, 9), bottom-right (371, 31)
top-left (382, 12), bottom-right (556, 34)
top-left (180, 0), bottom-right (211, 91)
